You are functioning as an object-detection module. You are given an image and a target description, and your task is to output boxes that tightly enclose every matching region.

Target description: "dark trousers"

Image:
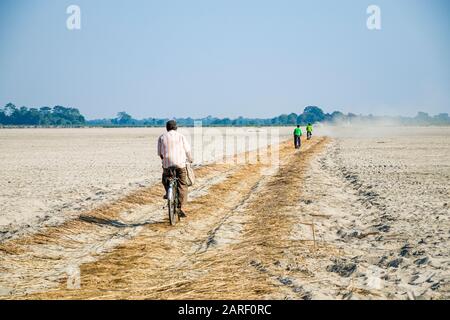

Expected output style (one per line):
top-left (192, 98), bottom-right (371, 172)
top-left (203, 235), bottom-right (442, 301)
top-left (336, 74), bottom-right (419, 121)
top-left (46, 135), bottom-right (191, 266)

top-left (162, 167), bottom-right (188, 208)
top-left (294, 135), bottom-right (301, 149)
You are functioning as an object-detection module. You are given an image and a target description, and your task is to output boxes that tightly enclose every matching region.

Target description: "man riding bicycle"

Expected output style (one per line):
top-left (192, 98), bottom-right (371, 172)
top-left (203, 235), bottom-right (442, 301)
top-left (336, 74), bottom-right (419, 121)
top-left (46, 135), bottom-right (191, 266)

top-left (294, 125), bottom-right (302, 149)
top-left (306, 123), bottom-right (313, 140)
top-left (157, 120), bottom-right (193, 218)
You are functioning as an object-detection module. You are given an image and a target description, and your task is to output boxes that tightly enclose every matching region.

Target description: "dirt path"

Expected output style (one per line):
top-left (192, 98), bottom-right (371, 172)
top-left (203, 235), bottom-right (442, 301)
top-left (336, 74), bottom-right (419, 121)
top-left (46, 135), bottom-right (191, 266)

top-left (1, 137), bottom-right (329, 299)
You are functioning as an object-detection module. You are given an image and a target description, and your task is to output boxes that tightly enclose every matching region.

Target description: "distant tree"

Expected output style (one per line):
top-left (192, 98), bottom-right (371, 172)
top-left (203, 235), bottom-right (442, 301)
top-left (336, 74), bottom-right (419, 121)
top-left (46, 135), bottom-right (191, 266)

top-left (323, 113), bottom-right (333, 122)
top-left (28, 108), bottom-right (41, 125)
top-left (270, 117), bottom-right (279, 125)
top-left (277, 114), bottom-right (288, 125)
top-left (221, 118), bottom-right (232, 126)
top-left (287, 113), bottom-right (298, 125)
top-left (4, 103), bottom-right (17, 117)
top-left (116, 111), bottom-right (133, 125)
top-left (40, 106), bottom-right (52, 113)
top-left (434, 113), bottom-right (449, 124)
top-left (302, 106), bottom-right (325, 124)
top-left (156, 119), bottom-right (167, 126)
top-left (331, 111), bottom-right (345, 121)
top-left (51, 106), bottom-right (85, 125)
top-left (416, 112), bottom-right (430, 120)
top-left (416, 112), bottom-right (427, 118)
top-left (415, 112), bottom-right (431, 125)
top-left (38, 107), bottom-right (52, 125)
top-left (17, 106), bottom-right (30, 125)
top-left (233, 116), bottom-right (246, 126)
top-left (0, 109), bottom-right (5, 124)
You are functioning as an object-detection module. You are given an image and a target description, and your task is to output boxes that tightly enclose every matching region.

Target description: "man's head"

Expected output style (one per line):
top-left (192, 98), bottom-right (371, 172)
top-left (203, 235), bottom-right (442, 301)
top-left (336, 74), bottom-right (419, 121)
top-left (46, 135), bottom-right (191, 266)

top-left (308, 123), bottom-right (311, 126)
top-left (166, 120), bottom-right (177, 131)
top-left (297, 125), bottom-right (300, 128)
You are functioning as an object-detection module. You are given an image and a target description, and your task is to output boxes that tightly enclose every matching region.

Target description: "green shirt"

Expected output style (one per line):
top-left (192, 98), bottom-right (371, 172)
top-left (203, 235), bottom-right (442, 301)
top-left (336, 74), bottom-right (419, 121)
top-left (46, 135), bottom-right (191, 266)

top-left (294, 128), bottom-right (302, 136)
top-left (306, 125), bottom-right (313, 133)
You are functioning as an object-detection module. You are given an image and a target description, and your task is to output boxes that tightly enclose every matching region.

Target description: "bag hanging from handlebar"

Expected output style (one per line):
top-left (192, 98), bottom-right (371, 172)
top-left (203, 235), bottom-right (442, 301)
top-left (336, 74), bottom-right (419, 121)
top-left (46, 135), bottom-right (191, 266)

top-left (186, 163), bottom-right (195, 186)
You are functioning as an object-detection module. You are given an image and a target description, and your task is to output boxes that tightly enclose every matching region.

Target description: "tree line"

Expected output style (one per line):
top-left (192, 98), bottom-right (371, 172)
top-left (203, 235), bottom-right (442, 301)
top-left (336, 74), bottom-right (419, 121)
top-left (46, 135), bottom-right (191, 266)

top-left (87, 106), bottom-right (331, 127)
top-left (1, 103), bottom-right (449, 127)
top-left (0, 103), bottom-right (85, 126)
top-left (88, 106), bottom-right (450, 127)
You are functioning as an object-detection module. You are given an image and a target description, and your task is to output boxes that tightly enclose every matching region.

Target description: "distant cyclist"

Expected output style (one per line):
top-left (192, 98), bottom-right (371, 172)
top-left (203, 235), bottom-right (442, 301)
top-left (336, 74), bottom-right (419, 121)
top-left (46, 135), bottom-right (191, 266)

top-left (157, 120), bottom-right (193, 218)
top-left (293, 125), bottom-right (302, 149)
top-left (306, 123), bottom-right (313, 140)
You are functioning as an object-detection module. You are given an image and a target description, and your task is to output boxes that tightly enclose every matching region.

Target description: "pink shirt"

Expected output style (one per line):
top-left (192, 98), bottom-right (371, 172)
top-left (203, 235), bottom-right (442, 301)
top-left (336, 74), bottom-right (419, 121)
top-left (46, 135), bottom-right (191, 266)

top-left (157, 130), bottom-right (192, 169)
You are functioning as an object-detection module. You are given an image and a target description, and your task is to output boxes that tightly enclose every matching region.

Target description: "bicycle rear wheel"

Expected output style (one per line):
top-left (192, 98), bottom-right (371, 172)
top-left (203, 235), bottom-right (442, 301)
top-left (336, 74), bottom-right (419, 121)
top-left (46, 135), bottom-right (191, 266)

top-left (168, 183), bottom-right (180, 226)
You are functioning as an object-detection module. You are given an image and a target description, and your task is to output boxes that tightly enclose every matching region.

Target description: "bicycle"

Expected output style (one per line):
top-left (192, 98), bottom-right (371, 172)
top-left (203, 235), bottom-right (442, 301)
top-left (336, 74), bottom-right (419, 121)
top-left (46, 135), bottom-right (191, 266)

top-left (166, 167), bottom-right (180, 226)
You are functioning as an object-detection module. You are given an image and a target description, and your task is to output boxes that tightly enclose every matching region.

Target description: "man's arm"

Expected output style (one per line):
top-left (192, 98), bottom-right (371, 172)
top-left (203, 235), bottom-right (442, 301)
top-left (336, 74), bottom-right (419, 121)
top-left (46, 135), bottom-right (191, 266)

top-left (157, 136), bottom-right (163, 160)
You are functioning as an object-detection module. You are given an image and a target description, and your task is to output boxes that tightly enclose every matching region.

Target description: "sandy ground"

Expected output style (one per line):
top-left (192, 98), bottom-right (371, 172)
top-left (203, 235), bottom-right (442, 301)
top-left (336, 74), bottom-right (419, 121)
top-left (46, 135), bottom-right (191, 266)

top-left (307, 126), bottom-right (450, 299)
top-left (0, 127), bottom-right (291, 242)
top-left (0, 126), bottom-right (448, 299)
top-left (0, 128), bottom-right (161, 242)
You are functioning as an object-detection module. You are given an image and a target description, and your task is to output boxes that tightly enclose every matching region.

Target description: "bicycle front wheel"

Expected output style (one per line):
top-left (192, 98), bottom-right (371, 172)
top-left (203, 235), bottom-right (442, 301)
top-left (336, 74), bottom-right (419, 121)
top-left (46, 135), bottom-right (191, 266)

top-left (168, 185), bottom-right (179, 226)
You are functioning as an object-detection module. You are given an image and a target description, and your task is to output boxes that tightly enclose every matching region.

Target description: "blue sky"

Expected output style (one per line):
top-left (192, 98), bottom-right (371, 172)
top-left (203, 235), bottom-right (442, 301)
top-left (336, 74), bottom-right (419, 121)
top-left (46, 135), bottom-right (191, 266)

top-left (0, 0), bottom-right (449, 119)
